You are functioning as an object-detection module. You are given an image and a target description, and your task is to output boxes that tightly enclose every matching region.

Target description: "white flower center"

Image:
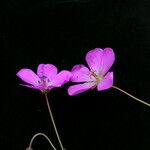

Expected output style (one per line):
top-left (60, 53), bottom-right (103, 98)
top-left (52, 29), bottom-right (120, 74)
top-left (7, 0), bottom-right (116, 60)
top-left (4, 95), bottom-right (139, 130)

top-left (89, 71), bottom-right (103, 84)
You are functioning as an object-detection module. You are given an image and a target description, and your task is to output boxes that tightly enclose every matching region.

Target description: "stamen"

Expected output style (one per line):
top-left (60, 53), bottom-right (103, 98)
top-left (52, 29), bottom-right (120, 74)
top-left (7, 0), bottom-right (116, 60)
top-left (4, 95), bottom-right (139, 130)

top-left (40, 76), bottom-right (48, 87)
top-left (41, 75), bottom-right (47, 79)
top-left (38, 81), bottom-right (41, 84)
top-left (89, 71), bottom-right (102, 83)
top-left (95, 76), bottom-right (102, 83)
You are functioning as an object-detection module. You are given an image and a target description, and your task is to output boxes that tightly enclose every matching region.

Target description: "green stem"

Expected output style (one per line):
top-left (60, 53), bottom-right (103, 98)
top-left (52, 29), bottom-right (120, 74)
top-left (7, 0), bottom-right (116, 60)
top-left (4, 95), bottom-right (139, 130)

top-left (44, 93), bottom-right (64, 150)
top-left (112, 85), bottom-right (150, 107)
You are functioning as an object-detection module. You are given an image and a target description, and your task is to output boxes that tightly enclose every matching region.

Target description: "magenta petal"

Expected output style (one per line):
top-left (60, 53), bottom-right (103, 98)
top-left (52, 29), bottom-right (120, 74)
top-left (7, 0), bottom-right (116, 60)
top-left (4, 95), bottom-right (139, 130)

top-left (85, 48), bottom-right (115, 75)
top-left (37, 64), bottom-right (58, 80)
top-left (71, 64), bottom-right (94, 82)
top-left (99, 48), bottom-right (115, 75)
top-left (85, 48), bottom-right (103, 74)
top-left (16, 69), bottom-right (41, 86)
top-left (51, 70), bottom-right (72, 87)
top-left (68, 82), bottom-right (96, 96)
top-left (97, 72), bottom-right (113, 91)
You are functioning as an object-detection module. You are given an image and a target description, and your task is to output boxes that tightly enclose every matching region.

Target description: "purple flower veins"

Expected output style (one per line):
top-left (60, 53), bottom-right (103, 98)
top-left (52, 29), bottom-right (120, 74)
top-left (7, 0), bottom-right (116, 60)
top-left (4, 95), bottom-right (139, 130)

top-left (16, 64), bottom-right (72, 93)
top-left (68, 48), bottom-right (115, 96)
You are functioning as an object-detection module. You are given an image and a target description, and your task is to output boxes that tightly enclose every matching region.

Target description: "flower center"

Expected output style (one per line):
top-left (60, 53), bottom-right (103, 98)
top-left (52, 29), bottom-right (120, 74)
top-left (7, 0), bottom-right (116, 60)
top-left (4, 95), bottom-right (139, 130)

top-left (40, 76), bottom-right (50, 87)
top-left (95, 75), bottom-right (102, 83)
top-left (90, 71), bottom-right (102, 83)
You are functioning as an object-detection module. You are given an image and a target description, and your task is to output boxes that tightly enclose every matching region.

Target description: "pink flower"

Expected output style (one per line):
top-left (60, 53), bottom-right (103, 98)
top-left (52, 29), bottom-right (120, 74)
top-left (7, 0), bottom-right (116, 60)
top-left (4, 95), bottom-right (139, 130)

top-left (17, 64), bottom-right (72, 93)
top-left (68, 48), bottom-right (115, 96)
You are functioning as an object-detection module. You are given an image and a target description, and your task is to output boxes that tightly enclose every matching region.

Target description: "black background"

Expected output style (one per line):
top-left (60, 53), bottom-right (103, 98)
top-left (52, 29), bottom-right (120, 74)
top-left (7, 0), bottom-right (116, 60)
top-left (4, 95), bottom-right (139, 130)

top-left (1, 0), bottom-right (150, 150)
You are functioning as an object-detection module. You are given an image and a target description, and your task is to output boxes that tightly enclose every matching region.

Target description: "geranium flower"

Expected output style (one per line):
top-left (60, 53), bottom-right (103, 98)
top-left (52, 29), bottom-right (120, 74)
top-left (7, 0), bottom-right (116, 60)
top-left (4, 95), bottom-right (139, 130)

top-left (68, 48), bottom-right (115, 96)
top-left (17, 64), bottom-right (72, 93)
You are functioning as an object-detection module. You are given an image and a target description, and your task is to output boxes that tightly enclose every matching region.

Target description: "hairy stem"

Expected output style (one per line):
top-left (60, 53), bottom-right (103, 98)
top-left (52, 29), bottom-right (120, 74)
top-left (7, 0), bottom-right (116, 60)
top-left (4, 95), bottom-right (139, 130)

top-left (112, 86), bottom-right (150, 107)
top-left (44, 93), bottom-right (64, 150)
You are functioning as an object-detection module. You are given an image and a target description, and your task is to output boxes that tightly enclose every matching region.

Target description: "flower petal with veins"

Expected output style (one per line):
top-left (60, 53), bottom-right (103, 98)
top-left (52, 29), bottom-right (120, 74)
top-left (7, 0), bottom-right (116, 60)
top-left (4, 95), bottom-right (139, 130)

top-left (71, 64), bottom-right (95, 82)
top-left (68, 82), bottom-right (96, 96)
top-left (51, 70), bottom-right (72, 87)
top-left (86, 48), bottom-right (103, 74)
top-left (16, 69), bottom-right (41, 86)
top-left (37, 64), bottom-right (57, 81)
top-left (99, 48), bottom-right (115, 75)
top-left (97, 72), bottom-right (113, 91)
top-left (86, 48), bottom-right (115, 75)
